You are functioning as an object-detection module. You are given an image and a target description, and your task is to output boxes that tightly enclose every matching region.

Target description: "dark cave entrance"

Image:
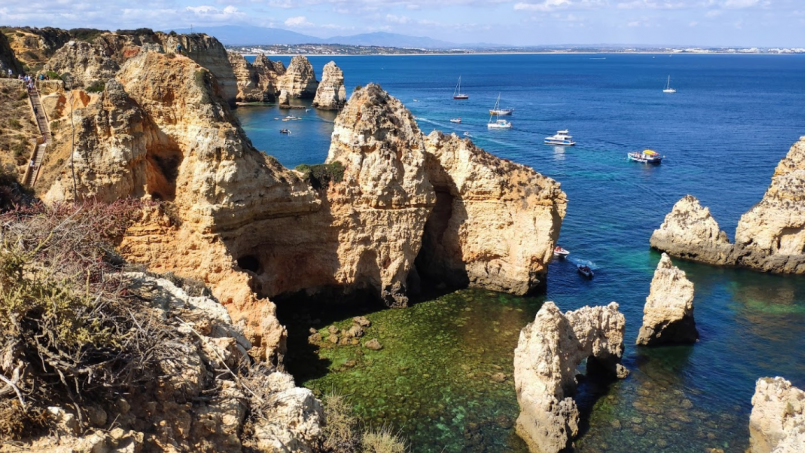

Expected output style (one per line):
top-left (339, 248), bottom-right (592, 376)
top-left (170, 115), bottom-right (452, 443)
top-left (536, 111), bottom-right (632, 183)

top-left (414, 187), bottom-right (469, 291)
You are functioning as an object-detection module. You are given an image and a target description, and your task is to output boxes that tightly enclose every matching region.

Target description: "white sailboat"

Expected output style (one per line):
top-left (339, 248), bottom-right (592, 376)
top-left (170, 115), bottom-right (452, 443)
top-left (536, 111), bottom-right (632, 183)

top-left (487, 95), bottom-right (512, 129)
top-left (663, 75), bottom-right (676, 93)
top-left (489, 93), bottom-right (513, 115)
top-left (453, 76), bottom-right (469, 100)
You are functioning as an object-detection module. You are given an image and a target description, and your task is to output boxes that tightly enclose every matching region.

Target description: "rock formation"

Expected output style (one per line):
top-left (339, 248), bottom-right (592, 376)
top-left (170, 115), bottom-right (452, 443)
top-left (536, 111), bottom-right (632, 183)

top-left (0, 33), bottom-right (23, 75)
top-left (650, 194), bottom-right (733, 266)
top-left (278, 89), bottom-right (290, 106)
top-left (652, 138), bottom-right (805, 275)
top-left (749, 377), bottom-right (805, 453)
top-left (228, 53), bottom-right (281, 103)
top-left (43, 40), bottom-right (121, 88)
top-left (514, 302), bottom-right (627, 453)
top-left (636, 253), bottom-right (698, 346)
top-left (421, 131), bottom-right (566, 294)
top-left (2, 26), bottom-right (72, 69)
top-left (276, 55), bottom-right (319, 99)
top-left (733, 137), bottom-right (805, 273)
top-left (313, 61), bottom-right (347, 110)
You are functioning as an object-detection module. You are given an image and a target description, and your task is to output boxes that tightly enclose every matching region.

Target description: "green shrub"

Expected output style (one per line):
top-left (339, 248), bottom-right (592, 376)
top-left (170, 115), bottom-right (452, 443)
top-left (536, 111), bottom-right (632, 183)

top-left (9, 118), bottom-right (21, 129)
top-left (45, 70), bottom-right (61, 80)
top-left (18, 91), bottom-right (27, 100)
top-left (295, 161), bottom-right (345, 190)
top-left (68, 28), bottom-right (106, 42)
top-left (86, 80), bottom-right (105, 93)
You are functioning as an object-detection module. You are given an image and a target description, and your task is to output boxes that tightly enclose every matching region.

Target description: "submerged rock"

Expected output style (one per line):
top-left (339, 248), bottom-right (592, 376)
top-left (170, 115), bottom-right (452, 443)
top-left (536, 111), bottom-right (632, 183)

top-left (365, 338), bottom-right (383, 350)
top-left (749, 377), bottom-right (805, 453)
top-left (312, 61), bottom-right (346, 110)
top-left (650, 195), bottom-right (733, 266)
top-left (636, 253), bottom-right (698, 346)
top-left (353, 316), bottom-right (371, 327)
top-left (514, 302), bottom-right (626, 453)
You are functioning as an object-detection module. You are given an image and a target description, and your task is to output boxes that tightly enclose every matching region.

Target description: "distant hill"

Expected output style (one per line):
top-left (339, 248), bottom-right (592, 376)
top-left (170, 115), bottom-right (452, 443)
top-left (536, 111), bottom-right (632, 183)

top-left (167, 26), bottom-right (462, 49)
top-left (169, 25), bottom-right (324, 46)
top-left (324, 32), bottom-right (457, 49)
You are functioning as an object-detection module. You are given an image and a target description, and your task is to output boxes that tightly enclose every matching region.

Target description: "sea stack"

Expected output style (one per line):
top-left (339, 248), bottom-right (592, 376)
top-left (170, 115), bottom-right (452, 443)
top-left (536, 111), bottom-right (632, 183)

top-left (748, 377), bottom-right (805, 453)
top-left (276, 55), bottom-right (319, 99)
top-left (514, 302), bottom-right (627, 453)
top-left (312, 61), bottom-right (346, 110)
top-left (650, 194), bottom-right (733, 265)
top-left (636, 253), bottom-right (698, 346)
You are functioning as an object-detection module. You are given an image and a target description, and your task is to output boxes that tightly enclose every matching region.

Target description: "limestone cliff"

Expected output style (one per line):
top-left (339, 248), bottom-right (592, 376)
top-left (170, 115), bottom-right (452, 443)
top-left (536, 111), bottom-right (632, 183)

top-left (313, 61), bottom-right (347, 110)
top-left (749, 377), bottom-right (805, 453)
top-left (228, 53), bottom-right (278, 103)
top-left (2, 26), bottom-right (71, 69)
top-left (733, 137), bottom-right (805, 273)
top-left (421, 131), bottom-right (566, 294)
top-left (514, 302), bottom-right (627, 453)
top-left (652, 137), bottom-right (805, 275)
top-left (43, 40), bottom-right (120, 88)
top-left (0, 33), bottom-right (23, 75)
top-left (276, 55), bottom-right (319, 99)
top-left (636, 253), bottom-right (698, 346)
top-left (650, 194), bottom-right (733, 265)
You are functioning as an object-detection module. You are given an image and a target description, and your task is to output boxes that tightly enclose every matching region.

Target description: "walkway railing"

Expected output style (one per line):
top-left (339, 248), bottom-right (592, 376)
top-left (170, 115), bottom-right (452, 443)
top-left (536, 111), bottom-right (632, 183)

top-left (20, 83), bottom-right (52, 187)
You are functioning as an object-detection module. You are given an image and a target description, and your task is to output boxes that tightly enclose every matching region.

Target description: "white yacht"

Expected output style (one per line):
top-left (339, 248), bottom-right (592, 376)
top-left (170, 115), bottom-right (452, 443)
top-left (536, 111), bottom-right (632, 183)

top-left (663, 76), bottom-right (676, 93)
top-left (544, 130), bottom-right (575, 146)
top-left (487, 96), bottom-right (512, 129)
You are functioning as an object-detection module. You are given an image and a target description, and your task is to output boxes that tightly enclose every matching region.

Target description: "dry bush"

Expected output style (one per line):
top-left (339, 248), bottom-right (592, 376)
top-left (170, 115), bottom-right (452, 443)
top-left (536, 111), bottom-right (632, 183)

top-left (321, 391), bottom-right (360, 453)
top-left (361, 425), bottom-right (408, 453)
top-left (0, 199), bottom-right (181, 439)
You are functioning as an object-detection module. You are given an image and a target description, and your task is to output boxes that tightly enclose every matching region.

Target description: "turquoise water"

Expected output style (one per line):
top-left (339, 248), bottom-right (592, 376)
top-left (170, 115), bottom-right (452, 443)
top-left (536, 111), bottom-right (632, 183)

top-left (238, 54), bottom-right (805, 452)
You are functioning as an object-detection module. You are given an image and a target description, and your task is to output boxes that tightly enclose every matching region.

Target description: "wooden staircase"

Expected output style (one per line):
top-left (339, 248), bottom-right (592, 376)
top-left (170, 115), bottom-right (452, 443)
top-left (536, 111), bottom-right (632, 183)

top-left (21, 84), bottom-right (52, 187)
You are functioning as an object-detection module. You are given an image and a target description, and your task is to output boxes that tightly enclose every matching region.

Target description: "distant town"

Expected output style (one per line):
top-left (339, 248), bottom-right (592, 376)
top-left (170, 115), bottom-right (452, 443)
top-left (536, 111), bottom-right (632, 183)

top-left (228, 43), bottom-right (805, 56)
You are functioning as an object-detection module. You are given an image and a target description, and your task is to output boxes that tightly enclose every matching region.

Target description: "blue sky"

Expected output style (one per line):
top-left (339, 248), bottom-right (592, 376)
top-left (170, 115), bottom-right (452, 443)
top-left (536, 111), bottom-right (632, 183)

top-left (1, 0), bottom-right (802, 47)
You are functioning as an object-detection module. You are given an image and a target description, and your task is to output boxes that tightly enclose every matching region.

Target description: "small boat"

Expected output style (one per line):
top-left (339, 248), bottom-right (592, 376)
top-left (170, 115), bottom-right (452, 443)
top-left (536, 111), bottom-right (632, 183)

top-left (453, 76), bottom-right (469, 100)
top-left (449, 118), bottom-right (462, 124)
top-left (413, 99), bottom-right (419, 102)
top-left (488, 96), bottom-right (512, 129)
top-left (280, 129), bottom-right (291, 134)
top-left (663, 75), bottom-right (676, 93)
top-left (577, 265), bottom-right (594, 278)
top-left (463, 132), bottom-right (472, 137)
top-left (628, 149), bottom-right (664, 164)
top-left (544, 130), bottom-right (575, 146)
top-left (553, 246), bottom-right (570, 257)
top-left (488, 94), bottom-right (513, 115)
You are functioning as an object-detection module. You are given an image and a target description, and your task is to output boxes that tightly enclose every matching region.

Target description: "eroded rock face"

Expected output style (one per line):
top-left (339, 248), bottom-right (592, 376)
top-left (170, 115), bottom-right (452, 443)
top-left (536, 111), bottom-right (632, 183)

top-left (43, 40), bottom-right (121, 88)
top-left (421, 131), bottom-right (566, 294)
top-left (734, 137), bottom-right (805, 273)
top-left (636, 253), bottom-right (698, 346)
top-left (514, 302), bottom-right (626, 453)
top-left (0, 33), bottom-right (23, 75)
top-left (650, 195), bottom-right (733, 265)
top-left (2, 26), bottom-right (72, 69)
top-left (749, 377), bottom-right (805, 453)
top-left (276, 55), bottom-right (319, 99)
top-left (228, 52), bottom-right (278, 103)
top-left (313, 61), bottom-right (346, 110)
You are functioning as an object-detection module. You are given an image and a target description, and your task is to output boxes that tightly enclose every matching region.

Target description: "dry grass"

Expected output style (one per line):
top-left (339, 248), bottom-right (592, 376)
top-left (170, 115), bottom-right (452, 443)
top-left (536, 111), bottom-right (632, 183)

top-left (361, 425), bottom-right (408, 453)
top-left (0, 80), bottom-right (39, 177)
top-left (317, 391), bottom-right (408, 453)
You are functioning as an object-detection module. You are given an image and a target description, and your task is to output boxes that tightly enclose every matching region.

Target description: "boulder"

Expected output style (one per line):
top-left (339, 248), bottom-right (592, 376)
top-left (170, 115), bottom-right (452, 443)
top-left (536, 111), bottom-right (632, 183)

top-left (749, 377), bottom-right (805, 453)
top-left (636, 253), bottom-right (698, 346)
top-left (312, 61), bottom-right (346, 110)
top-left (514, 302), bottom-right (626, 453)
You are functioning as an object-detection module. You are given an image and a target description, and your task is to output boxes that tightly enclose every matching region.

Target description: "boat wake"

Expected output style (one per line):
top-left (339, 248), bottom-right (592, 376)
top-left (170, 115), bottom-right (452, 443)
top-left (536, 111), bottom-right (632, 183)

top-left (569, 257), bottom-right (598, 270)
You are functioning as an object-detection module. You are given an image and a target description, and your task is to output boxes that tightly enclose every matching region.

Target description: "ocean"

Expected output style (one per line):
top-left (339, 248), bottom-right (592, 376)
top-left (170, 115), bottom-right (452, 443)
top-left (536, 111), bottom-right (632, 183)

top-left (236, 54), bottom-right (805, 452)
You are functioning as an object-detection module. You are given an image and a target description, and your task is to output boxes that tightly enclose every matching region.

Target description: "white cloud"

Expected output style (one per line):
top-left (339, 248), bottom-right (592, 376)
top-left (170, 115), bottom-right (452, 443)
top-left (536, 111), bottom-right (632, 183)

top-left (284, 15), bottom-right (311, 27)
top-left (723, 0), bottom-right (759, 8)
top-left (386, 14), bottom-right (411, 24)
top-left (515, 0), bottom-right (572, 11)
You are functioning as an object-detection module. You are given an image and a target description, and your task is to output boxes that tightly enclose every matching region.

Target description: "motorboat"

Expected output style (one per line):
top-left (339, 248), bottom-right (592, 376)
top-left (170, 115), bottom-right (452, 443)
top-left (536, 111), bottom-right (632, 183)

top-left (450, 118), bottom-right (462, 123)
top-left (453, 76), bottom-right (469, 100)
top-left (628, 149), bottom-right (663, 164)
top-left (280, 129), bottom-right (291, 134)
top-left (463, 132), bottom-right (472, 137)
top-left (489, 94), bottom-right (513, 115)
top-left (488, 96), bottom-right (512, 129)
top-left (544, 130), bottom-right (575, 146)
top-left (577, 265), bottom-right (594, 278)
top-left (663, 75), bottom-right (676, 93)
top-left (553, 246), bottom-right (570, 257)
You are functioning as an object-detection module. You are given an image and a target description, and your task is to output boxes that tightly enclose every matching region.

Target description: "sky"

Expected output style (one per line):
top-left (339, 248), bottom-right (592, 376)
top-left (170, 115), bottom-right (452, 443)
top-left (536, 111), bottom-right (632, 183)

top-left (1, 0), bottom-right (803, 47)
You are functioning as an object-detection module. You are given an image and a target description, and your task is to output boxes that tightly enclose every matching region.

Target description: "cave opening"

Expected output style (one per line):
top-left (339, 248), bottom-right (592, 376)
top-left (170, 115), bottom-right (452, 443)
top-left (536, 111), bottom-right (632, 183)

top-left (236, 254), bottom-right (261, 273)
top-left (415, 187), bottom-right (469, 291)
